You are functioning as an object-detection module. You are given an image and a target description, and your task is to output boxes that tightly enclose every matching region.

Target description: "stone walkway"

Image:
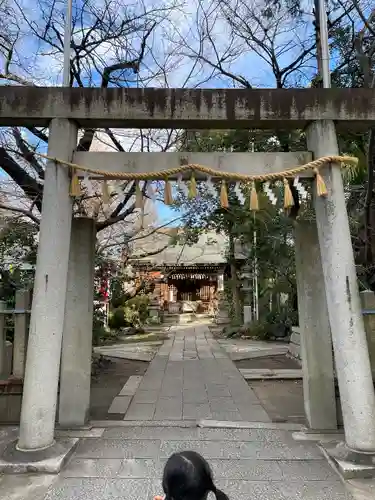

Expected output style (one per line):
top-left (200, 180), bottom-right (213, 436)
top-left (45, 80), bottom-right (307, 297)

top-left (0, 323), bottom-right (366, 499)
top-left (122, 324), bottom-right (271, 422)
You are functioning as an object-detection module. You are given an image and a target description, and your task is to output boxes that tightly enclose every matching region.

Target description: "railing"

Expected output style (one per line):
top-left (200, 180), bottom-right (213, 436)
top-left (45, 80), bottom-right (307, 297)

top-left (0, 290), bottom-right (31, 380)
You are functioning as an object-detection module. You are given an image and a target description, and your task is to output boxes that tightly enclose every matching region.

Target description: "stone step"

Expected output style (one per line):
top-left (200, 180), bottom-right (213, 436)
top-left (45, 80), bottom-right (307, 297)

top-left (162, 314), bottom-right (197, 324)
top-left (240, 368), bottom-right (302, 380)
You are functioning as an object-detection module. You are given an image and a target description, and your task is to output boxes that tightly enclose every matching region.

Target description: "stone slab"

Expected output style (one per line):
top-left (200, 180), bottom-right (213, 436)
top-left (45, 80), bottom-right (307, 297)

top-left (197, 419), bottom-right (306, 430)
top-left (210, 410), bottom-right (242, 421)
top-left (132, 390), bottom-right (159, 404)
top-left (230, 348), bottom-right (289, 361)
top-left (237, 404), bottom-right (272, 422)
top-left (293, 430), bottom-right (345, 442)
top-left (108, 396), bottom-right (132, 414)
top-left (94, 349), bottom-right (154, 362)
top-left (118, 458), bottom-right (164, 479)
top-left (42, 477), bottom-right (153, 500)
top-left (0, 474), bottom-right (57, 500)
top-left (218, 339), bottom-right (288, 355)
top-left (277, 460), bottom-right (341, 481)
top-left (240, 368), bottom-right (303, 380)
top-left (118, 376), bottom-right (143, 396)
top-left (124, 403), bottom-right (156, 421)
top-left (346, 478), bottom-right (375, 500)
top-left (55, 428), bottom-right (105, 438)
top-left (101, 426), bottom-right (295, 442)
top-left (90, 420), bottom-right (196, 428)
top-left (0, 437), bottom-right (79, 474)
top-left (213, 478), bottom-right (352, 500)
top-left (154, 398), bottom-right (183, 420)
top-left (320, 440), bottom-right (375, 479)
top-left (159, 438), bottom-right (323, 460)
top-left (276, 481), bottom-right (354, 499)
top-left (74, 438), bottom-right (161, 459)
top-left (62, 458), bottom-right (124, 478)
top-left (183, 403), bottom-right (212, 420)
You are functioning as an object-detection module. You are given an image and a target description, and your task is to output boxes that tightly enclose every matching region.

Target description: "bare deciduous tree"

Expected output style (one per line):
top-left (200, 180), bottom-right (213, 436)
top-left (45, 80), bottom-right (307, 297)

top-left (0, 0), bottom-right (182, 237)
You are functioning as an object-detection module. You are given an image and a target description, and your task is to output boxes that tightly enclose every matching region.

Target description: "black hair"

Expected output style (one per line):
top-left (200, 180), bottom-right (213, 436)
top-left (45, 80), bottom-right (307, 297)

top-left (162, 450), bottom-right (229, 500)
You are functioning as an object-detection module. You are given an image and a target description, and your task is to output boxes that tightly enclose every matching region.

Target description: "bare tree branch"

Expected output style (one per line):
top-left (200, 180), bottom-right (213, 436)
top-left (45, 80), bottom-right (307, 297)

top-left (0, 203), bottom-right (40, 225)
top-left (12, 128), bottom-right (45, 179)
top-left (0, 147), bottom-right (43, 211)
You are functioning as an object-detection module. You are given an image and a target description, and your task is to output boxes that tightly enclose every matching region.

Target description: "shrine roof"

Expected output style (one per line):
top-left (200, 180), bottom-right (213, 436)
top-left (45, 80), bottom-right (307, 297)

top-left (131, 230), bottom-right (246, 267)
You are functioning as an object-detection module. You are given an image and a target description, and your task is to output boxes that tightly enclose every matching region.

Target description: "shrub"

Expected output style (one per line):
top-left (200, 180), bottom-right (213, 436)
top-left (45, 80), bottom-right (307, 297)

top-left (108, 295), bottom-right (150, 330)
top-left (92, 306), bottom-right (109, 346)
top-left (245, 320), bottom-right (271, 340)
top-left (126, 295), bottom-right (150, 324)
top-left (224, 320), bottom-right (271, 340)
top-left (108, 307), bottom-right (127, 330)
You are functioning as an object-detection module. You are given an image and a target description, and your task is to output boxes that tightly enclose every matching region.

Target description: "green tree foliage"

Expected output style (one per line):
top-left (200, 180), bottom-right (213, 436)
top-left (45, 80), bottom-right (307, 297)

top-left (328, 9), bottom-right (375, 289)
top-left (174, 131), bottom-right (297, 327)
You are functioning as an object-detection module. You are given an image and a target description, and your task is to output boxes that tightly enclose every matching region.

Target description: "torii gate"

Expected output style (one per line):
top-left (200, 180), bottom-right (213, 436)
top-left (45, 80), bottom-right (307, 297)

top-left (1, 87), bottom-right (375, 475)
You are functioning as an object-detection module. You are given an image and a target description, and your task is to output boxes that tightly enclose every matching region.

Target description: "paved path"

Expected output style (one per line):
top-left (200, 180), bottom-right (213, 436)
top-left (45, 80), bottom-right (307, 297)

top-left (0, 323), bottom-right (363, 499)
top-left (1, 421), bottom-right (358, 500)
top-left (123, 324), bottom-right (271, 422)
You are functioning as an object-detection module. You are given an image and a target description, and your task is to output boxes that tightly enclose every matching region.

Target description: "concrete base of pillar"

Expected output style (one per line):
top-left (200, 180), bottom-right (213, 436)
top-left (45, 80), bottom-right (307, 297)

top-left (320, 440), bottom-right (375, 479)
top-left (0, 437), bottom-right (78, 474)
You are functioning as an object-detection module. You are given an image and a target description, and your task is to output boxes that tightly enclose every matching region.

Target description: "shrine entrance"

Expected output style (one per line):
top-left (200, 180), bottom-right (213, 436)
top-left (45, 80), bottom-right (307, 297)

top-left (2, 86), bottom-right (375, 473)
top-left (131, 232), bottom-right (228, 315)
top-left (176, 279), bottom-right (200, 302)
top-left (167, 268), bottom-right (219, 313)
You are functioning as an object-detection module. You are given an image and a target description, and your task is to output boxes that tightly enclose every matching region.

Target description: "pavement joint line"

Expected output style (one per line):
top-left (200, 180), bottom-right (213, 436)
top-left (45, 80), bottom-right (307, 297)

top-left (197, 419), bottom-right (307, 430)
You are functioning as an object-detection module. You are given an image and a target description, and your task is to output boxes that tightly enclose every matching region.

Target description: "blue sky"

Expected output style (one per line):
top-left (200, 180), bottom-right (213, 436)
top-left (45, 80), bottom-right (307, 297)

top-left (2, 0), bottom-right (363, 224)
top-left (157, 202), bottom-right (178, 223)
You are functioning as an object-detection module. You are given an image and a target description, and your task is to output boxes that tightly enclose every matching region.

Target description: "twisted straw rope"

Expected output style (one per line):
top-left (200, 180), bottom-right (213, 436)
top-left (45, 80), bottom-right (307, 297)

top-left (33, 151), bottom-right (358, 182)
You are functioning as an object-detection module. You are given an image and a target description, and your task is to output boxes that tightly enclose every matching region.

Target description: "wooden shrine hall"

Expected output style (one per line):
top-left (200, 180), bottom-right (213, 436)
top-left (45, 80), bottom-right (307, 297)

top-left (130, 230), bottom-right (237, 314)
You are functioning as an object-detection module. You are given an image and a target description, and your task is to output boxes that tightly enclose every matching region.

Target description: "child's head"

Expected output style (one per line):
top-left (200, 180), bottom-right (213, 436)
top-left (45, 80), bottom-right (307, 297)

top-left (160, 450), bottom-right (229, 500)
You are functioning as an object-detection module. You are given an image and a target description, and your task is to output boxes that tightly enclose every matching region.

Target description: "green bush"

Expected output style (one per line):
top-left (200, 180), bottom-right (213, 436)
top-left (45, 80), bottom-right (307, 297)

top-left (245, 320), bottom-right (271, 340)
top-left (108, 307), bottom-right (127, 330)
top-left (224, 320), bottom-right (271, 340)
top-left (126, 295), bottom-right (150, 324)
top-left (92, 306), bottom-right (109, 346)
top-left (108, 296), bottom-right (150, 330)
top-left (265, 308), bottom-right (297, 337)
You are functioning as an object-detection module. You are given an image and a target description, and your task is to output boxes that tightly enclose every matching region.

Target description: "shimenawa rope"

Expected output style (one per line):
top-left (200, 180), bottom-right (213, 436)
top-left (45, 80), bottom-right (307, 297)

top-left (31, 151), bottom-right (358, 211)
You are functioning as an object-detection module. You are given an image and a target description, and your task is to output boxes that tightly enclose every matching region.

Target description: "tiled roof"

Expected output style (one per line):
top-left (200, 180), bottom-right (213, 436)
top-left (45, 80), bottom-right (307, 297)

top-left (131, 230), bottom-right (246, 266)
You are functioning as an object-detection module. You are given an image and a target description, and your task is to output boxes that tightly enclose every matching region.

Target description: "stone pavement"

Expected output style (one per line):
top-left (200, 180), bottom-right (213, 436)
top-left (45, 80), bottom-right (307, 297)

top-left (0, 421), bottom-right (359, 500)
top-left (0, 323), bottom-right (364, 499)
top-left (122, 324), bottom-right (271, 422)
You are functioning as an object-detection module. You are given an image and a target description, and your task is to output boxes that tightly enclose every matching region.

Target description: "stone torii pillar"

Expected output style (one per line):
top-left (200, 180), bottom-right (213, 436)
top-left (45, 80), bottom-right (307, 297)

top-left (294, 219), bottom-right (337, 430)
top-left (58, 217), bottom-right (96, 428)
top-left (17, 118), bottom-right (77, 451)
top-left (307, 120), bottom-right (375, 454)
